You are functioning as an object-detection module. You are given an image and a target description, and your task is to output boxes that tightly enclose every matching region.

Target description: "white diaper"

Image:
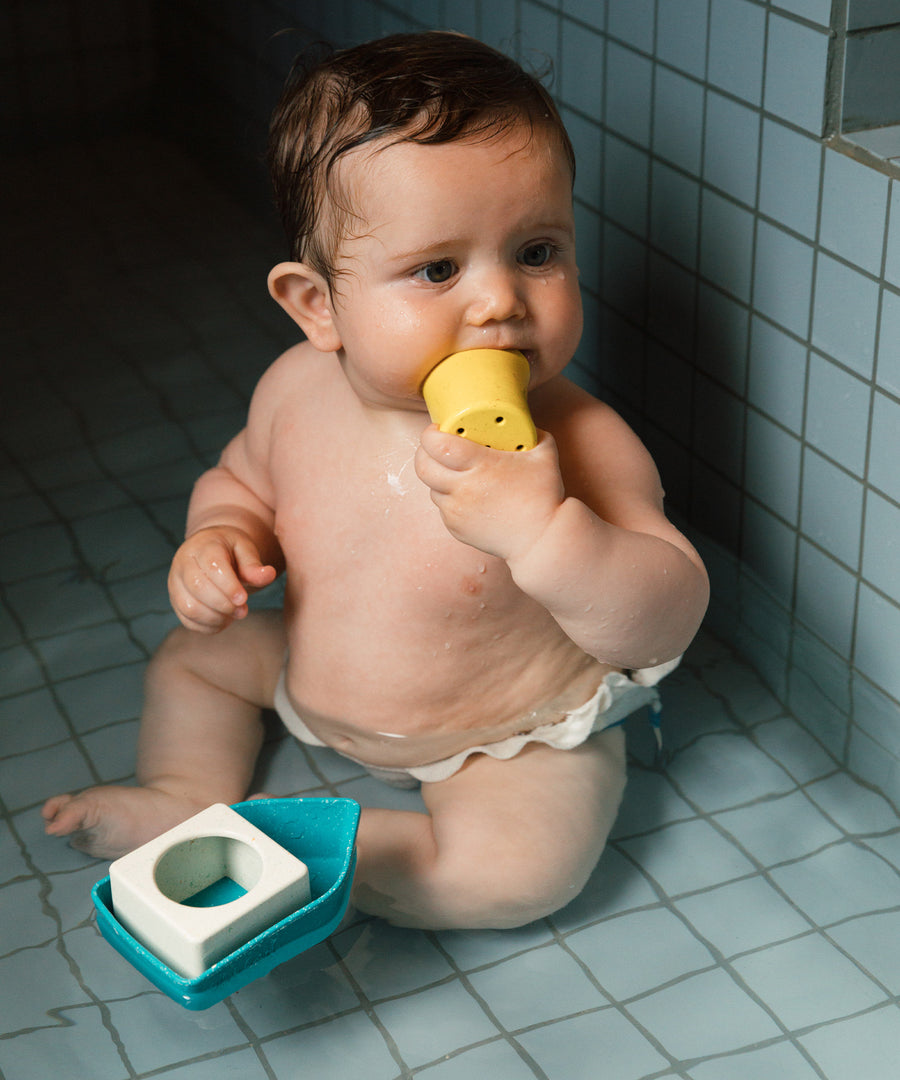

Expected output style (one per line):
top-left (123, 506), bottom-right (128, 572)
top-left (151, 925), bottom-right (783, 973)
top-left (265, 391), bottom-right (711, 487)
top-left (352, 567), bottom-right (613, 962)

top-left (274, 658), bottom-right (680, 789)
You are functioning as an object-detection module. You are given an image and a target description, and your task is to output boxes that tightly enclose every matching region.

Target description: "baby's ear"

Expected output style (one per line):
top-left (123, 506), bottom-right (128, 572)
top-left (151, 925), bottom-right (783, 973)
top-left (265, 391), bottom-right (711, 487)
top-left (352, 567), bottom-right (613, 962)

top-left (267, 262), bottom-right (342, 353)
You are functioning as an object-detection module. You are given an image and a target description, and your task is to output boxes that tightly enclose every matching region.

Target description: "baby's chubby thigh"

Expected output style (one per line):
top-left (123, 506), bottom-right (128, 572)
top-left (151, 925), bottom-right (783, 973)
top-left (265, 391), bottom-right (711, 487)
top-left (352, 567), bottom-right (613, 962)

top-left (421, 727), bottom-right (626, 928)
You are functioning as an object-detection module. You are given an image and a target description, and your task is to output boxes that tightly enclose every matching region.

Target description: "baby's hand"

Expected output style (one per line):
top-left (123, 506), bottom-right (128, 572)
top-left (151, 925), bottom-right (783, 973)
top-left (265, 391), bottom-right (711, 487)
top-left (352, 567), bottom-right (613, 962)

top-left (415, 424), bottom-right (565, 561)
top-left (167, 527), bottom-right (277, 633)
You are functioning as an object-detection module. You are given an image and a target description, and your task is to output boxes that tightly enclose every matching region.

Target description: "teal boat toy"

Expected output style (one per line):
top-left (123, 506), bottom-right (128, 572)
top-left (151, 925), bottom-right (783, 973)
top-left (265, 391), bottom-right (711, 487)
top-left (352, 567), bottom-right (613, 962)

top-left (91, 798), bottom-right (360, 1010)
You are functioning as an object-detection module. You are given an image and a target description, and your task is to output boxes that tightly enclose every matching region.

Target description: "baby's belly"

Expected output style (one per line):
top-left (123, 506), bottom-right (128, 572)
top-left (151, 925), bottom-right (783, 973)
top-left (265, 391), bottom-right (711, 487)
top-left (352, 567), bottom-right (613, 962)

top-left (281, 644), bottom-right (616, 769)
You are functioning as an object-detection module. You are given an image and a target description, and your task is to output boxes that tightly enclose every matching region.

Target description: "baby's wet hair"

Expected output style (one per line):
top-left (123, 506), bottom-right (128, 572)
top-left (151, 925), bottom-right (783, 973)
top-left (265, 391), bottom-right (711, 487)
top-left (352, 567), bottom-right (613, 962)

top-left (267, 31), bottom-right (575, 292)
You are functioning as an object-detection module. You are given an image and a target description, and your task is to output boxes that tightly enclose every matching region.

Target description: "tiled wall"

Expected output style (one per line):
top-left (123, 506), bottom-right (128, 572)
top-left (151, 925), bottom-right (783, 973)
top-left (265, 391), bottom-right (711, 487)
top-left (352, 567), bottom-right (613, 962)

top-left (65, 1), bottom-right (900, 805)
top-left (2, 0), bottom-right (157, 145)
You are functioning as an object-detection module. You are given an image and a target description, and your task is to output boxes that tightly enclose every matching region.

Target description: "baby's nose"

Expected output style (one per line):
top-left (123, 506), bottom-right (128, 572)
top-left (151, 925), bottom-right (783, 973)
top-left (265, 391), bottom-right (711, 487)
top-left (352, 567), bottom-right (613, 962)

top-left (466, 270), bottom-right (526, 324)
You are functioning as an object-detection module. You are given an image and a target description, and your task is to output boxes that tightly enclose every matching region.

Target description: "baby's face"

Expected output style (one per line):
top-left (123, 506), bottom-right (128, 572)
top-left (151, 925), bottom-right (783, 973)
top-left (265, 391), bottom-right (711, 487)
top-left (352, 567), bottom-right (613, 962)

top-left (323, 124), bottom-right (583, 411)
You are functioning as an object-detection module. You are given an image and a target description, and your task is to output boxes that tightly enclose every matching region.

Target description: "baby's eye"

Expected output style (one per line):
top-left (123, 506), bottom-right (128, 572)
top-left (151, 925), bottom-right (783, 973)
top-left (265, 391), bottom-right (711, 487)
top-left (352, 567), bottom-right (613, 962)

top-left (519, 242), bottom-right (555, 268)
top-left (415, 259), bottom-right (456, 283)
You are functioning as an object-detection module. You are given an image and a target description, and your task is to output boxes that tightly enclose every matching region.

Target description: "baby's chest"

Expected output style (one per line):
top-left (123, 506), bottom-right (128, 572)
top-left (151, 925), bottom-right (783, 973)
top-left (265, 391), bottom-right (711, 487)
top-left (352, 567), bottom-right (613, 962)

top-left (273, 452), bottom-right (506, 604)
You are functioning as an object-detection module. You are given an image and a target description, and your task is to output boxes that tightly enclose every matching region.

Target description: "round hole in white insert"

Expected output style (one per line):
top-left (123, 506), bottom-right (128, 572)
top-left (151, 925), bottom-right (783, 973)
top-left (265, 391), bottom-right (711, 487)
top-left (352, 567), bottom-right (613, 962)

top-left (154, 835), bottom-right (264, 907)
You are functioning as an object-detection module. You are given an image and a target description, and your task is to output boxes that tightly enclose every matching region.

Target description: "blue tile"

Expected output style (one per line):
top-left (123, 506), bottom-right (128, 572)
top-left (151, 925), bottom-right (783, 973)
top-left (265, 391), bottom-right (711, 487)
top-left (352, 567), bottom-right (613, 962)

top-left (34, 623), bottom-right (145, 682)
top-left (650, 162), bottom-right (700, 268)
top-left (561, 19), bottom-right (605, 117)
top-left (627, 969), bottom-right (782, 1059)
top-left (332, 922), bottom-right (453, 1000)
top-left (703, 92), bottom-right (760, 207)
top-left (666, 733), bottom-right (795, 811)
top-left (753, 221), bottom-right (815, 337)
top-left (740, 499), bottom-right (797, 606)
top-left (804, 354), bottom-right (871, 477)
top-left (852, 673), bottom-right (900, 760)
top-left (0, 741), bottom-right (94, 812)
top-left (828, 911), bottom-right (900, 994)
top-left (700, 191), bottom-right (755, 302)
top-left (676, 876), bottom-right (811, 956)
top-left (608, 0), bottom-right (654, 51)
top-left (231, 943), bottom-right (360, 1039)
top-left (863, 489), bottom-right (900, 599)
top-left (518, 1009), bottom-right (669, 1080)
top-left (707, 0), bottom-right (766, 105)
top-left (613, 768), bottom-right (696, 836)
top-left (656, 0), bottom-right (708, 78)
top-left (0, 1005), bottom-right (127, 1080)
top-left (264, 1012), bottom-right (400, 1080)
top-left (467, 946), bottom-right (605, 1028)
top-left (142, 1049), bottom-right (271, 1080)
top-left (745, 409), bottom-right (802, 522)
top-left (714, 790), bottom-right (843, 864)
top-left (619, 819), bottom-right (756, 895)
top-left (854, 584), bottom-right (900, 701)
top-left (764, 14), bottom-right (829, 133)
top-left (418, 1040), bottom-right (544, 1080)
top-left (812, 253), bottom-right (879, 378)
top-left (693, 376), bottom-right (745, 483)
top-left (886, 183), bottom-right (900, 287)
top-left (561, 0), bottom-right (606, 32)
top-left (771, 0), bottom-right (832, 22)
top-left (0, 522), bottom-right (78, 583)
top-left (819, 151), bottom-right (890, 276)
top-left (747, 316), bottom-right (807, 433)
top-left (0, 688), bottom-right (69, 756)
top-left (435, 923), bottom-right (555, 971)
top-left (801, 449), bottom-right (863, 567)
top-left (576, 203), bottom-right (602, 294)
top-left (5, 574), bottom-right (116, 640)
top-left (877, 287), bottom-right (900, 397)
top-left (799, 1004), bottom-right (900, 1080)
top-left (645, 341), bottom-right (693, 443)
top-left (568, 907), bottom-right (715, 1000)
top-left (605, 41), bottom-right (653, 145)
top-left (758, 119), bottom-right (821, 239)
top-left (687, 1041), bottom-right (826, 1079)
top-left (770, 841), bottom-right (900, 923)
top-left (753, 718), bottom-right (836, 785)
top-left (602, 222), bottom-right (648, 321)
top-left (653, 67), bottom-right (705, 173)
top-left (795, 540), bottom-right (858, 654)
top-left (695, 283), bottom-right (749, 393)
top-left (374, 981), bottom-right (498, 1068)
top-left (603, 133), bottom-right (649, 233)
top-left (0, 944), bottom-right (91, 1034)
top-left (521, 1), bottom-right (560, 69)
top-left (868, 390), bottom-right (900, 503)
top-left (731, 933), bottom-right (886, 1029)
top-left (566, 109), bottom-right (602, 208)
top-left (806, 772), bottom-right (899, 833)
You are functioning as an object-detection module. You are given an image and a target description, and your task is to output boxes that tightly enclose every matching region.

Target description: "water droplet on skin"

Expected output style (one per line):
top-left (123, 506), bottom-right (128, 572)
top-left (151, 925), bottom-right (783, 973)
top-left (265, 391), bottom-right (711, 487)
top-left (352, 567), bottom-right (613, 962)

top-left (584, 603), bottom-right (593, 613)
top-left (444, 641), bottom-right (451, 649)
top-left (477, 563), bottom-right (486, 574)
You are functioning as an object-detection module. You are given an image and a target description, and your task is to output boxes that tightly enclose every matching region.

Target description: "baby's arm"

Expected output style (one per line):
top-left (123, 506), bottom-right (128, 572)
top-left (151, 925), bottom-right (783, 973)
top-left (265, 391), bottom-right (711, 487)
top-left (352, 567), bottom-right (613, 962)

top-left (415, 385), bottom-right (708, 669)
top-left (169, 372), bottom-right (285, 634)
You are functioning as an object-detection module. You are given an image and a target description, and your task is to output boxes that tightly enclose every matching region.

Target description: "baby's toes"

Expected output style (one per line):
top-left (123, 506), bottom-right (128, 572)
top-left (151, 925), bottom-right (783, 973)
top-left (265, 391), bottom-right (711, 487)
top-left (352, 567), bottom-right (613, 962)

top-left (42, 793), bottom-right (79, 832)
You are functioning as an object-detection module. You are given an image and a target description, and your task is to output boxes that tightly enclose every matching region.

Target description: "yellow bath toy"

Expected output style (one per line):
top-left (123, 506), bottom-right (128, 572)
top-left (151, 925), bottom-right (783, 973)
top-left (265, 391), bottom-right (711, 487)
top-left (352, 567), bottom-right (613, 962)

top-left (421, 349), bottom-right (537, 451)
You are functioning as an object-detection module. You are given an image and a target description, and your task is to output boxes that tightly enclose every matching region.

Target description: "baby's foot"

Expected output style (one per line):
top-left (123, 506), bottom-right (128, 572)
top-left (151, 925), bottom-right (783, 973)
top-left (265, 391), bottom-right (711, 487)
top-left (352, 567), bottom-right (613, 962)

top-left (42, 785), bottom-right (211, 860)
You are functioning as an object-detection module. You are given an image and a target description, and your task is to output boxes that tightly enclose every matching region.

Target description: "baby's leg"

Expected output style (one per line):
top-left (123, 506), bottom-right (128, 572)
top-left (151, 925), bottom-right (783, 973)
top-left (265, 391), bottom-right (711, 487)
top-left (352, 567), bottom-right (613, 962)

top-left (351, 727), bottom-right (626, 929)
top-left (42, 610), bottom-right (286, 859)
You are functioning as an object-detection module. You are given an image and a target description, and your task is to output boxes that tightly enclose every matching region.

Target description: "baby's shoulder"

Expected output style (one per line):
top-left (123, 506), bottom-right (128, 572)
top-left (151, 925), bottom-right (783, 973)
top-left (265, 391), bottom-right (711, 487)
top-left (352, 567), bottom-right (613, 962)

top-left (248, 341), bottom-right (338, 418)
top-left (532, 376), bottom-right (631, 445)
top-left (534, 376), bottom-right (663, 501)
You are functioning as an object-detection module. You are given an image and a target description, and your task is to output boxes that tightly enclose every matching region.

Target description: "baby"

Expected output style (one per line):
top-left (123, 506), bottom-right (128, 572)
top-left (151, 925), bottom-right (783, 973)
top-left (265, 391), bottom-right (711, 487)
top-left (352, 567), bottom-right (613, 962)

top-left (43, 32), bottom-right (708, 929)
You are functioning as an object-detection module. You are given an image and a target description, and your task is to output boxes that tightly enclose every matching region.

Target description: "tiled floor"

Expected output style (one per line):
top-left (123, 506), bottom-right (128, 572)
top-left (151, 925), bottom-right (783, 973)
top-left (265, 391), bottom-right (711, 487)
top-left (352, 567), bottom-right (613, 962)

top-left (3, 134), bottom-right (900, 1080)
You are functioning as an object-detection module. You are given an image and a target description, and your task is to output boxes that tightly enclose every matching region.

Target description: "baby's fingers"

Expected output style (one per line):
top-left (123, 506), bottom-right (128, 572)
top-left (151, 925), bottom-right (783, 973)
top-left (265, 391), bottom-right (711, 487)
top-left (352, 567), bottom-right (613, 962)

top-left (168, 573), bottom-right (246, 633)
top-left (230, 535), bottom-right (278, 590)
